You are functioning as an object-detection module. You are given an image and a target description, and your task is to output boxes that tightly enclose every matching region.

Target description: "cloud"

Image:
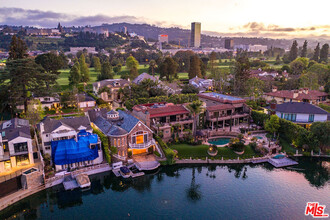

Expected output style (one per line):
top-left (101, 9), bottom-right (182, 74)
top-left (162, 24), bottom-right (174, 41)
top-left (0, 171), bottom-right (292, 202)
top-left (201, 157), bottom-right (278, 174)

top-left (0, 7), bottom-right (151, 27)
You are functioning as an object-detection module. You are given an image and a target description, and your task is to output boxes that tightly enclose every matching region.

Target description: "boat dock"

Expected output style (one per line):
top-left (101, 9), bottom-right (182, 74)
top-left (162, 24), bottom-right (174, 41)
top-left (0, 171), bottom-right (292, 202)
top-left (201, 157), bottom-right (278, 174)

top-left (268, 157), bottom-right (298, 168)
top-left (63, 176), bottom-right (79, 190)
top-left (112, 164), bottom-right (145, 179)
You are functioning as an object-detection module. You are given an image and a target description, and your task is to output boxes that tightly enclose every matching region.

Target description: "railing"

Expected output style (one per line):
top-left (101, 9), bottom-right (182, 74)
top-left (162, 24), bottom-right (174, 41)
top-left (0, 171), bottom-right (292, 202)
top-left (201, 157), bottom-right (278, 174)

top-left (129, 139), bottom-right (156, 149)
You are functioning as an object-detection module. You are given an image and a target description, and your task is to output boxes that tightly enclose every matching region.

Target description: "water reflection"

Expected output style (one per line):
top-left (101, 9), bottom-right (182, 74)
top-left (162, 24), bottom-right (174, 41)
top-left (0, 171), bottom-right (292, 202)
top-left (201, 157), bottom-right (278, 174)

top-left (0, 157), bottom-right (328, 219)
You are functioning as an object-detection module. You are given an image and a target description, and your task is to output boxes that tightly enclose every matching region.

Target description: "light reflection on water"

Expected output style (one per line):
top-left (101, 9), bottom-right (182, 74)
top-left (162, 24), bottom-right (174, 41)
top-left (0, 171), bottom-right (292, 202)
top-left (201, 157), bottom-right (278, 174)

top-left (0, 157), bottom-right (329, 220)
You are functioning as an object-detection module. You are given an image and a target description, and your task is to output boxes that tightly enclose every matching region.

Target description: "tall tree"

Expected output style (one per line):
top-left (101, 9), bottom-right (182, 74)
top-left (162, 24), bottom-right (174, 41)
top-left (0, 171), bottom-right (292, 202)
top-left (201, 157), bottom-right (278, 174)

top-left (148, 59), bottom-right (157, 76)
top-left (5, 59), bottom-right (46, 112)
top-left (265, 115), bottom-right (280, 138)
top-left (300, 40), bottom-right (308, 57)
top-left (319, 43), bottom-right (329, 63)
top-left (246, 77), bottom-right (264, 100)
top-left (79, 54), bottom-right (89, 82)
top-left (233, 55), bottom-right (250, 95)
top-left (188, 55), bottom-right (202, 79)
top-left (35, 52), bottom-right (64, 88)
top-left (129, 67), bottom-right (139, 80)
top-left (210, 68), bottom-right (230, 93)
top-left (126, 55), bottom-right (139, 70)
top-left (8, 35), bottom-right (28, 60)
top-left (159, 57), bottom-right (178, 81)
top-left (288, 40), bottom-right (298, 62)
top-left (312, 43), bottom-right (320, 62)
top-left (92, 56), bottom-right (101, 72)
top-left (209, 52), bottom-right (217, 74)
top-left (98, 61), bottom-right (113, 80)
top-left (69, 62), bottom-right (81, 87)
top-left (186, 100), bottom-right (203, 140)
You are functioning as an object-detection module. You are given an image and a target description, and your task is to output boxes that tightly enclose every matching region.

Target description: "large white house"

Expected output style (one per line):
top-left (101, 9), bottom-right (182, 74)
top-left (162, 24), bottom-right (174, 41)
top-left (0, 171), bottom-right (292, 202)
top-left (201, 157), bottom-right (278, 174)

top-left (38, 116), bottom-right (103, 171)
top-left (0, 119), bottom-right (34, 173)
top-left (268, 102), bottom-right (328, 126)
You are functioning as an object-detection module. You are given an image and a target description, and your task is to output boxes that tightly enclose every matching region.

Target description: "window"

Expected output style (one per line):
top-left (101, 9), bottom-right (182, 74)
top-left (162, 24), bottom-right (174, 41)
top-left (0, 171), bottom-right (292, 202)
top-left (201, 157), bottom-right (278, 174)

top-left (16, 154), bottom-right (29, 166)
top-left (280, 113), bottom-right (283, 118)
top-left (308, 114), bottom-right (314, 122)
top-left (284, 113), bottom-right (296, 122)
top-left (14, 142), bottom-right (28, 153)
top-left (44, 142), bottom-right (51, 146)
top-left (283, 98), bottom-right (286, 101)
top-left (290, 99), bottom-right (292, 102)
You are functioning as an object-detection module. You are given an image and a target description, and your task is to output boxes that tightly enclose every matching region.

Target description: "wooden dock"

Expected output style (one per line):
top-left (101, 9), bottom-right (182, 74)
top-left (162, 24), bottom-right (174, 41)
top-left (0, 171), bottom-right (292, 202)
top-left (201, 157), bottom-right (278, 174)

top-left (63, 176), bottom-right (79, 190)
top-left (268, 157), bottom-right (298, 168)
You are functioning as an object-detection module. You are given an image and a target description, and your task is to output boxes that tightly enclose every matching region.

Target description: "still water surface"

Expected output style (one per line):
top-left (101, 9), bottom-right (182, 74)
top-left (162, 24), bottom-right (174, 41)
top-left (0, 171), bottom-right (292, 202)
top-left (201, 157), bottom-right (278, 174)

top-left (1, 157), bottom-right (329, 220)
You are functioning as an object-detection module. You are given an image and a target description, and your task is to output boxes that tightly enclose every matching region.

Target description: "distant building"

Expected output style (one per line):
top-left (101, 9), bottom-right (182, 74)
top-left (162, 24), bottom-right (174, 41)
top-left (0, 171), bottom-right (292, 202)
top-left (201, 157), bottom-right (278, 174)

top-left (77, 93), bottom-right (96, 110)
top-left (248, 44), bottom-right (268, 52)
top-left (224, 39), bottom-right (234, 49)
top-left (17, 95), bottom-right (60, 110)
top-left (158, 34), bottom-right (168, 43)
top-left (264, 88), bottom-right (328, 105)
top-left (267, 102), bottom-right (328, 126)
top-left (121, 26), bottom-right (127, 34)
top-left (26, 28), bottom-right (60, 36)
top-left (190, 22), bottom-right (201, 48)
top-left (0, 119), bottom-right (35, 173)
top-left (69, 47), bottom-right (97, 55)
top-left (234, 44), bottom-right (268, 52)
top-left (189, 76), bottom-right (214, 92)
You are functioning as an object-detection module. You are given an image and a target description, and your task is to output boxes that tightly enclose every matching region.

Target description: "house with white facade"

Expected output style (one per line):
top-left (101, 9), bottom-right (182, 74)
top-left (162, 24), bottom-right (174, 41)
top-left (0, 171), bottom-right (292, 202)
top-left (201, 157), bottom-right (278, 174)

top-left (17, 95), bottom-right (60, 110)
top-left (77, 93), bottom-right (96, 109)
top-left (189, 76), bottom-right (214, 92)
top-left (0, 119), bottom-right (35, 173)
top-left (38, 116), bottom-right (103, 171)
top-left (267, 102), bottom-right (328, 127)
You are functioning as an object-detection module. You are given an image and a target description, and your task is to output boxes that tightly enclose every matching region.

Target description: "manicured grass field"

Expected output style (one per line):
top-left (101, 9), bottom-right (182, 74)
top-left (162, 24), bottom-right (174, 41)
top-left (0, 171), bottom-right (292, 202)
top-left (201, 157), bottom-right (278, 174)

top-left (170, 143), bottom-right (258, 160)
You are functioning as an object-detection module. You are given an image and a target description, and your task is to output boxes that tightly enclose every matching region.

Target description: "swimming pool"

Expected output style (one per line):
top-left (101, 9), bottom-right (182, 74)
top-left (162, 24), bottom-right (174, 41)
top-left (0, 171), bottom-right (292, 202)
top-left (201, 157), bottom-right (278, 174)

top-left (208, 138), bottom-right (231, 145)
top-left (273, 155), bottom-right (285, 159)
top-left (255, 136), bottom-right (263, 140)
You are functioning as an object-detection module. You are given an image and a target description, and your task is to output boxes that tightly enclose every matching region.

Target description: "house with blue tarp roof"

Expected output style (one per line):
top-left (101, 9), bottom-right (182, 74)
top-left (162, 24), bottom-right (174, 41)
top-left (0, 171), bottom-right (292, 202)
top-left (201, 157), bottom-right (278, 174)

top-left (51, 130), bottom-right (103, 171)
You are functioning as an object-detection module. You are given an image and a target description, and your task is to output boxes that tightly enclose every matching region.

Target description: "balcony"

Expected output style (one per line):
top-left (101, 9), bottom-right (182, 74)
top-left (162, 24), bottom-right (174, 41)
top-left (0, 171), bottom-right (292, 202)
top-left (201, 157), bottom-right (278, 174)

top-left (129, 139), bottom-right (156, 149)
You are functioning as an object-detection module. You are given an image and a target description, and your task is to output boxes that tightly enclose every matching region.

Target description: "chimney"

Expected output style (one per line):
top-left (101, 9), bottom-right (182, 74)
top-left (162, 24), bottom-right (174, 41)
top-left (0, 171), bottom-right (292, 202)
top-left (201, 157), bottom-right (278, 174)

top-left (272, 86), bottom-right (277, 92)
top-left (270, 103), bottom-right (276, 110)
top-left (293, 90), bottom-right (298, 98)
top-left (303, 88), bottom-right (309, 94)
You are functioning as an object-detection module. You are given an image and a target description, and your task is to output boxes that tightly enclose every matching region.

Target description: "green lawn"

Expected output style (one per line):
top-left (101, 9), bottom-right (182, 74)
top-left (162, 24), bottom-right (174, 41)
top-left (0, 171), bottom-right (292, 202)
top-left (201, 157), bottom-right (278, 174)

top-left (57, 64), bottom-right (149, 90)
top-left (279, 138), bottom-right (297, 154)
top-left (170, 143), bottom-right (258, 160)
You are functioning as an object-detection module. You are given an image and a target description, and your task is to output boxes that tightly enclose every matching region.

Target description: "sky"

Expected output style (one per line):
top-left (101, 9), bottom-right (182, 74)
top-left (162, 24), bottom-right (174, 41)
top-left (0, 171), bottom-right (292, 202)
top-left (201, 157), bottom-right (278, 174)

top-left (0, 0), bottom-right (329, 39)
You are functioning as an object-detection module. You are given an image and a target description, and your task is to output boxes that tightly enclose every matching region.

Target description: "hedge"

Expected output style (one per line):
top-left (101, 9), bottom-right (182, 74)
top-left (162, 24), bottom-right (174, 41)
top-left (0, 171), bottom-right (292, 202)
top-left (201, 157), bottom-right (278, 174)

top-left (93, 128), bottom-right (111, 164)
top-left (154, 135), bottom-right (176, 165)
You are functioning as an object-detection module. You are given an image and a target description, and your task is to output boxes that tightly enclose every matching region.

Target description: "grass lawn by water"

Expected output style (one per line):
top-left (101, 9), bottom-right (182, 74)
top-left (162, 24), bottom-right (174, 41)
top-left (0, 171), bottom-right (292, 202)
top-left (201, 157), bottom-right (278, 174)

top-left (170, 143), bottom-right (258, 160)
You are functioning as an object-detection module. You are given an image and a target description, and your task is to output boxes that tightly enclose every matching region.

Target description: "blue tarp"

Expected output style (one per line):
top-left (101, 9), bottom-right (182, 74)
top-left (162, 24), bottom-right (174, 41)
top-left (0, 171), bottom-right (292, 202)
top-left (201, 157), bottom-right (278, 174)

top-left (51, 130), bottom-right (99, 165)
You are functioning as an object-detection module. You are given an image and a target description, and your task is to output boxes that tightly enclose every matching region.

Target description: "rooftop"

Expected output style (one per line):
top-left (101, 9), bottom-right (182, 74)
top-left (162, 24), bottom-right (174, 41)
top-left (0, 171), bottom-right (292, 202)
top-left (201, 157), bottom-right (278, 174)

top-left (133, 103), bottom-right (189, 118)
top-left (269, 102), bottom-right (328, 115)
top-left (265, 88), bottom-right (327, 101)
top-left (198, 92), bottom-right (245, 104)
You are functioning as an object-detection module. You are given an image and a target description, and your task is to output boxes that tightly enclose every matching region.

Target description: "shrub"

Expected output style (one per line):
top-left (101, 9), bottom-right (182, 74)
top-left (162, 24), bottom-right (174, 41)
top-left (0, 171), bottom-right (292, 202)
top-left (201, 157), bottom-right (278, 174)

top-left (128, 151), bottom-right (132, 157)
top-left (154, 151), bottom-right (161, 157)
top-left (231, 142), bottom-right (245, 152)
top-left (154, 135), bottom-right (176, 165)
top-left (93, 128), bottom-right (111, 164)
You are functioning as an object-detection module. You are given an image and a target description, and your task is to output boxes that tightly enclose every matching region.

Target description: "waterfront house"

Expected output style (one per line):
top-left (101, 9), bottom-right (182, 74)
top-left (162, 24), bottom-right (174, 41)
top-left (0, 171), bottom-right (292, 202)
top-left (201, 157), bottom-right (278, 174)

top-left (38, 116), bottom-right (103, 171)
top-left (264, 87), bottom-right (328, 104)
top-left (0, 119), bottom-right (35, 173)
top-left (132, 102), bottom-right (193, 140)
top-left (189, 76), bottom-right (214, 92)
top-left (92, 79), bottom-right (129, 106)
top-left (267, 102), bottom-right (328, 127)
top-left (198, 92), bottom-right (250, 130)
top-left (88, 108), bottom-right (158, 161)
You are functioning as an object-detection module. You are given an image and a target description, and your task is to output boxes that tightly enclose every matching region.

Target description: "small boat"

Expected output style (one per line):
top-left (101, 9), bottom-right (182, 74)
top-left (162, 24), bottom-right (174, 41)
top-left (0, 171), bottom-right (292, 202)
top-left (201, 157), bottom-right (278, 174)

top-left (76, 174), bottom-right (91, 188)
top-left (119, 166), bottom-right (132, 178)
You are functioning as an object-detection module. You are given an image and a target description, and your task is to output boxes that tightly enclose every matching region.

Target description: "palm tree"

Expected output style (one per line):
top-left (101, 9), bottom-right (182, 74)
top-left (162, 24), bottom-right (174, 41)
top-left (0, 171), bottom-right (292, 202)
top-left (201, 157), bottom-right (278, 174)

top-left (186, 167), bottom-right (202, 201)
top-left (149, 60), bottom-right (157, 77)
top-left (187, 100), bottom-right (203, 139)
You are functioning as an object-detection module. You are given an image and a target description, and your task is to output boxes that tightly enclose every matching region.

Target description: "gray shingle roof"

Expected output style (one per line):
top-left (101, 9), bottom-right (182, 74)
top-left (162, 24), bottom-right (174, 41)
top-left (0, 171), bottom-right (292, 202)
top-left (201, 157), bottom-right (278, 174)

top-left (0, 118), bottom-right (31, 141)
top-left (88, 109), bottom-right (140, 137)
top-left (41, 116), bottom-right (92, 133)
top-left (272, 102), bottom-right (328, 114)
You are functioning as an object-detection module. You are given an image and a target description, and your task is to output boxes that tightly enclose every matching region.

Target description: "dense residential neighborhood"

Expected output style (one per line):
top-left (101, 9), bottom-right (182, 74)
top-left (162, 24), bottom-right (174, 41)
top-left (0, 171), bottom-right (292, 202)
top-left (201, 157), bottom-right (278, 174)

top-left (0, 9), bottom-right (329, 218)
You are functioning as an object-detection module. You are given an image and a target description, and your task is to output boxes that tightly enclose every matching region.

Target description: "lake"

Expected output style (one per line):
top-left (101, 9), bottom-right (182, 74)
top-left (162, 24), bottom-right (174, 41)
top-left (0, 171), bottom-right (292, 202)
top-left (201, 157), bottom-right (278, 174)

top-left (1, 157), bottom-right (329, 220)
